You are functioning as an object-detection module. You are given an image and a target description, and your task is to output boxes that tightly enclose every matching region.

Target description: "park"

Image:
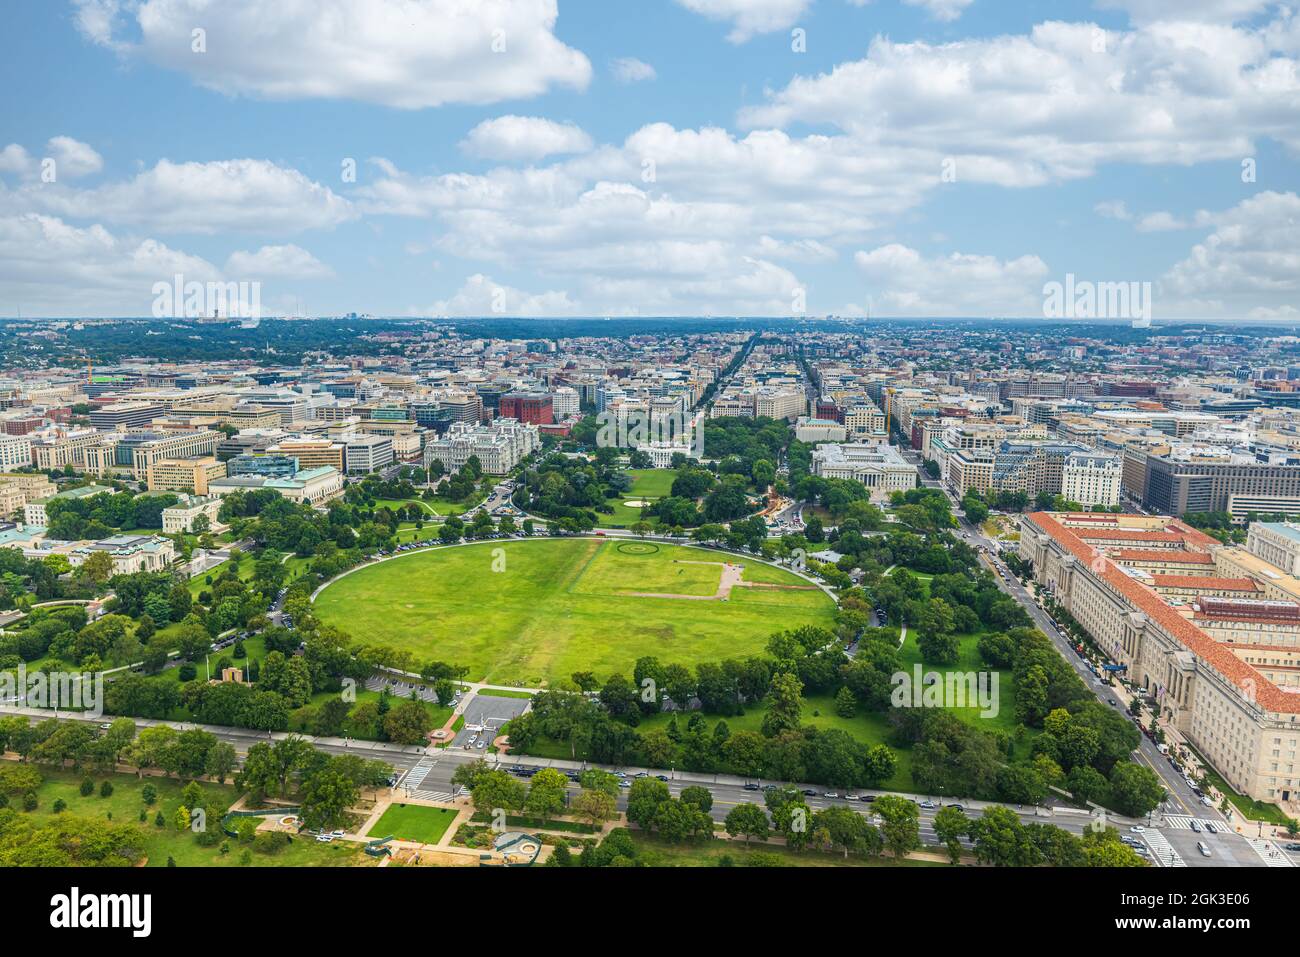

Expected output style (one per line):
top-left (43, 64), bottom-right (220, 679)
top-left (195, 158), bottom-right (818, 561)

top-left (313, 538), bottom-right (836, 688)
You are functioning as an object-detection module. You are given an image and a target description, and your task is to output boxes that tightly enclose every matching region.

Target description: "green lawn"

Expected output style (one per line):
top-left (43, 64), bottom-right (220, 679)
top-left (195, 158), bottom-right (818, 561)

top-left (628, 832), bottom-right (947, 867)
top-left (366, 803), bottom-right (458, 845)
top-left (477, 688), bottom-right (535, 699)
top-left (314, 539), bottom-right (835, 687)
top-left (602, 469), bottom-right (677, 528)
top-left (20, 767), bottom-right (371, 867)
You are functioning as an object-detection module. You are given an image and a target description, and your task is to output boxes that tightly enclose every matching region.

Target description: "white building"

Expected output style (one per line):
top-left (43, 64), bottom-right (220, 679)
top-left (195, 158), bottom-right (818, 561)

top-left (811, 443), bottom-right (917, 501)
top-left (0, 436), bottom-right (33, 470)
top-left (795, 417), bottom-right (848, 444)
top-left (1061, 452), bottom-right (1122, 508)
top-left (552, 387), bottom-right (580, 418)
top-left (342, 433), bottom-right (394, 474)
top-left (162, 495), bottom-right (227, 534)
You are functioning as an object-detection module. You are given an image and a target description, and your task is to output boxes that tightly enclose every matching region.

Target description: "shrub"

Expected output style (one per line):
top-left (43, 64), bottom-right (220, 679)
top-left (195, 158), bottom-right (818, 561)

top-left (52, 798), bottom-right (66, 813)
top-left (178, 664), bottom-right (197, 682)
top-left (100, 780), bottom-right (114, 798)
top-left (22, 791), bottom-right (37, 811)
top-left (141, 783), bottom-right (157, 805)
top-left (79, 777), bottom-right (95, 797)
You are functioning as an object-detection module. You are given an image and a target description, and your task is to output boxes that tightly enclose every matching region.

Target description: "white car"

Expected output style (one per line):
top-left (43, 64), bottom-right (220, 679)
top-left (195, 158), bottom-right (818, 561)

top-left (1129, 825), bottom-right (1145, 833)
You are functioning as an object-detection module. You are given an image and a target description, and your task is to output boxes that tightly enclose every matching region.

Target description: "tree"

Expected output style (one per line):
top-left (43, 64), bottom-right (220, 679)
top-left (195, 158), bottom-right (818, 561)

top-left (625, 777), bottom-right (671, 830)
top-left (761, 671), bottom-right (803, 738)
top-left (723, 802), bottom-right (770, 844)
top-left (969, 806), bottom-right (1041, 867)
top-left (300, 769), bottom-right (359, 831)
top-left (933, 805), bottom-right (969, 864)
top-left (383, 700), bottom-right (432, 746)
top-left (833, 685), bottom-right (856, 718)
top-left (571, 788), bottom-right (617, 827)
top-left (874, 795), bottom-right (921, 859)
top-left (679, 785), bottom-right (713, 814)
top-left (471, 770), bottom-right (525, 817)
top-left (524, 768), bottom-right (569, 821)
top-left (1107, 761), bottom-right (1165, 817)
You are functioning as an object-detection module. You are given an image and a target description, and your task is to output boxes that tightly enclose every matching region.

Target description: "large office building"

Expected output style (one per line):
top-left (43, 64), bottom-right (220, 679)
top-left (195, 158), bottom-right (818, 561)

top-left (88, 401), bottom-right (161, 430)
top-left (0, 436), bottom-right (32, 470)
top-left (83, 429), bottom-right (221, 481)
top-left (1133, 446), bottom-right (1300, 517)
top-left (423, 418), bottom-right (540, 475)
top-left (1020, 512), bottom-right (1300, 804)
top-left (146, 456), bottom-right (227, 495)
top-left (499, 392), bottom-right (554, 426)
top-left (207, 465), bottom-right (344, 507)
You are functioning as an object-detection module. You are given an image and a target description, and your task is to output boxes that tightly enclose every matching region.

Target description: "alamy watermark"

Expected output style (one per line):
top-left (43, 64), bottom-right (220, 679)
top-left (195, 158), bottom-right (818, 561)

top-left (1042, 273), bottom-right (1152, 322)
top-left (594, 409), bottom-right (704, 458)
top-left (152, 273), bottom-right (262, 320)
top-left (0, 664), bottom-right (104, 718)
top-left (891, 665), bottom-right (999, 718)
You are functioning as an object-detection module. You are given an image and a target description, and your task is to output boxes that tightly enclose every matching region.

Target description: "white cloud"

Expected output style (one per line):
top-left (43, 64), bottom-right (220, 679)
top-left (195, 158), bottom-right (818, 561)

top-left (417, 273), bottom-right (579, 316)
top-left (2, 158), bottom-right (355, 234)
top-left (1136, 210), bottom-right (1198, 231)
top-left (0, 213), bottom-right (221, 316)
top-left (460, 116), bottom-right (594, 162)
top-left (740, 19), bottom-right (1300, 185)
top-left (1095, 1), bottom-right (1276, 25)
top-left (0, 137), bottom-right (103, 181)
top-left (853, 243), bottom-right (1050, 316)
top-left (72, 0), bottom-right (592, 109)
top-left (46, 137), bottom-right (103, 178)
top-left (674, 0), bottom-right (813, 43)
top-left (1095, 199), bottom-right (1132, 220)
top-left (611, 57), bottom-right (657, 83)
top-left (1159, 191), bottom-right (1300, 318)
top-left (225, 244), bottom-right (334, 279)
top-left (902, 0), bottom-right (975, 22)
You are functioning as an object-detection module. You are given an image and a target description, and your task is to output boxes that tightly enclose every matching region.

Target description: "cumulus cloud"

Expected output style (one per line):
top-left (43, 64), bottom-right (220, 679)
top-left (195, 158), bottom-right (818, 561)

top-left (1095, 200), bottom-right (1133, 220)
top-left (674, 0), bottom-right (813, 43)
top-left (225, 244), bottom-right (334, 279)
top-left (72, 0), bottom-right (592, 109)
top-left (2, 158), bottom-right (355, 234)
top-left (740, 19), bottom-right (1300, 185)
top-left (0, 213), bottom-right (221, 316)
top-left (853, 243), bottom-right (1050, 316)
top-left (460, 116), bottom-right (594, 162)
top-left (901, 0), bottom-right (975, 22)
top-left (0, 137), bottom-right (102, 181)
top-left (1159, 191), bottom-right (1300, 318)
top-left (610, 57), bottom-right (657, 82)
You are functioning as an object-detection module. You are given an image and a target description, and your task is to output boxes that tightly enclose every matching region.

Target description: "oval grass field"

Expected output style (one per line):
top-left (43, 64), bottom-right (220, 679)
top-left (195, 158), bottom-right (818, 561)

top-left (313, 538), bottom-right (836, 687)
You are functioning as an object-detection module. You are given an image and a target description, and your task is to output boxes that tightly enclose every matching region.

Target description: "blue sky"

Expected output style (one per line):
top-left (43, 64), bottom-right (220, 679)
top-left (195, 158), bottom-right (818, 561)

top-left (1, 0), bottom-right (1297, 320)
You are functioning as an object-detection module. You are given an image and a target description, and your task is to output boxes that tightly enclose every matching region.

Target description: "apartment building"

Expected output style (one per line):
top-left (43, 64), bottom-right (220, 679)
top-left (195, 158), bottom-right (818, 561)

top-left (1020, 512), bottom-right (1300, 803)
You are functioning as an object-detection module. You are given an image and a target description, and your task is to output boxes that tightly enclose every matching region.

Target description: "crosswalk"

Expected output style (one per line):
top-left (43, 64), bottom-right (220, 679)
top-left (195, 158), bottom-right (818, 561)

top-left (1247, 838), bottom-right (1295, 867)
top-left (401, 758), bottom-right (435, 792)
top-left (1163, 814), bottom-right (1215, 831)
top-left (1142, 830), bottom-right (1186, 867)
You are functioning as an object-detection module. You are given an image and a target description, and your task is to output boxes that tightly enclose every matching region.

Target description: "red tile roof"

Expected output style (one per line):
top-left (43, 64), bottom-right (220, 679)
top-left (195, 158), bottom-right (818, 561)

top-left (1028, 512), bottom-right (1299, 714)
top-left (1150, 575), bottom-right (1259, 592)
top-left (1111, 548), bottom-right (1215, 564)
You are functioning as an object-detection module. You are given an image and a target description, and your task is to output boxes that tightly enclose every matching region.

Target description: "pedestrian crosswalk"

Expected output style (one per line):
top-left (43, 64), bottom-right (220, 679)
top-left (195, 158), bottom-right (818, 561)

top-left (1163, 814), bottom-right (1214, 831)
top-left (1142, 830), bottom-right (1186, 867)
top-left (1247, 838), bottom-right (1294, 867)
top-left (402, 759), bottom-right (435, 792)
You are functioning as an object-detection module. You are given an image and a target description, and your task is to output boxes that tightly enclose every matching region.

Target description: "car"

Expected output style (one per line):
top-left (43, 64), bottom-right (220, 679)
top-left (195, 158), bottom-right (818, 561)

top-left (860, 795), bottom-right (876, 803)
top-left (1189, 820), bottom-right (1202, 833)
top-left (477, 740), bottom-right (486, 749)
top-left (742, 783), bottom-right (760, 791)
top-left (634, 771), bottom-right (649, 778)
top-left (619, 780), bottom-right (631, 789)
top-left (1197, 841), bottom-right (1212, 858)
top-left (1204, 822), bottom-right (1218, 834)
top-left (1200, 796), bottom-right (1214, 807)
top-left (1129, 825), bottom-right (1145, 833)
top-left (801, 789), bottom-right (817, 797)
top-left (654, 774), bottom-right (669, 782)
top-left (919, 800), bottom-right (936, 809)
top-left (823, 791), bottom-right (840, 799)
top-left (330, 829), bottom-right (346, 837)
top-left (947, 804), bottom-right (965, 812)
top-left (99, 723), bottom-right (112, 731)
top-left (1284, 843), bottom-right (1300, 852)
top-left (315, 834), bottom-right (333, 843)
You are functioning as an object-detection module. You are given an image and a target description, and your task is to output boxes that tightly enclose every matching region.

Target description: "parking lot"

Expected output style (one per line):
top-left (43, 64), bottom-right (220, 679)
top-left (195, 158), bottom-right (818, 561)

top-left (452, 693), bottom-right (531, 751)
